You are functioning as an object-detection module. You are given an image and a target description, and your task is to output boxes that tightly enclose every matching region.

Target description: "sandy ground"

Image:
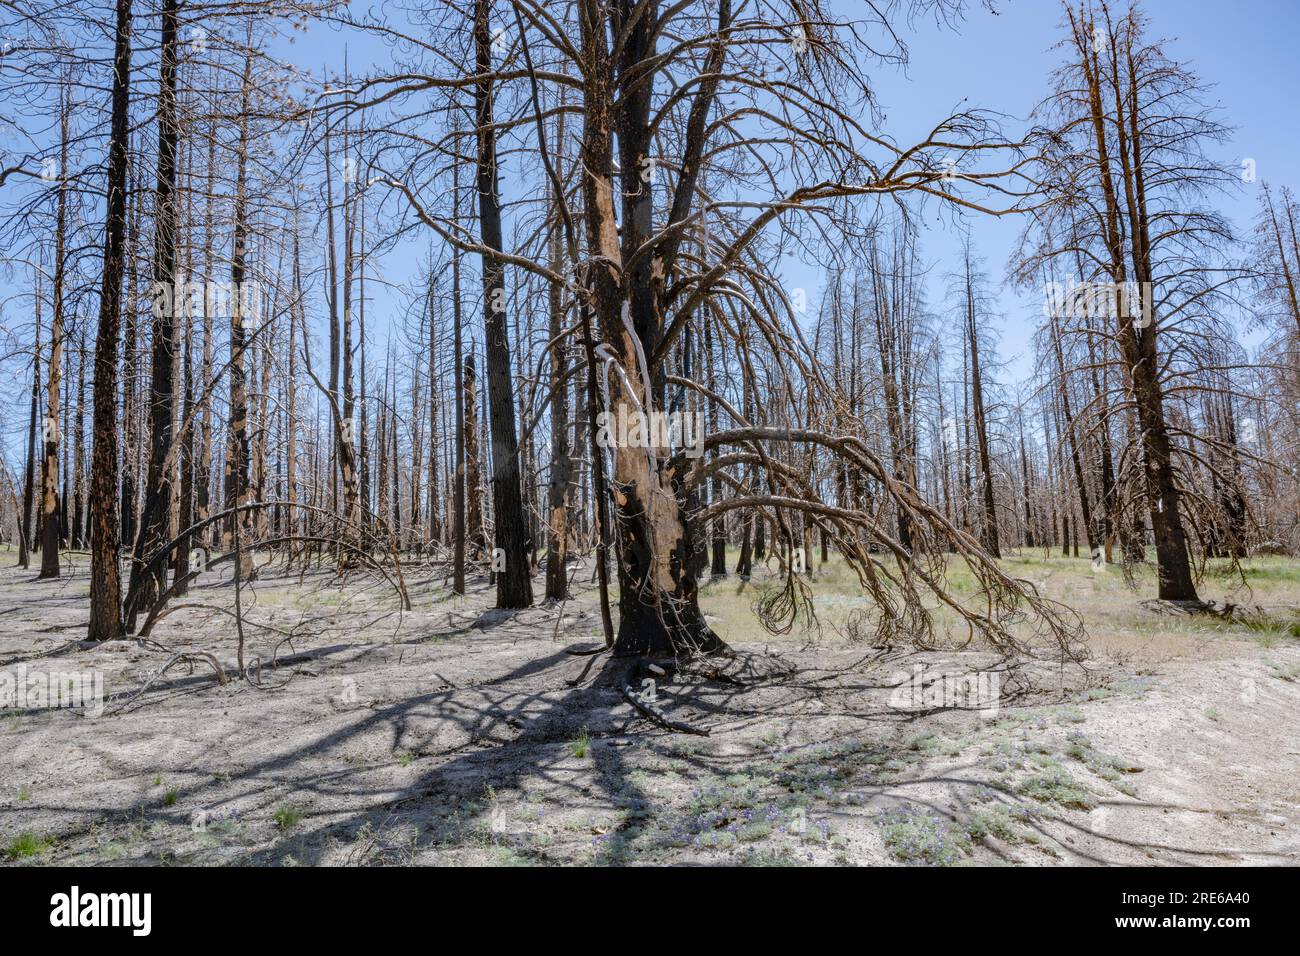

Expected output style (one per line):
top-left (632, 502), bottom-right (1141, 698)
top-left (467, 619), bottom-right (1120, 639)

top-left (1, 550), bottom-right (1298, 866)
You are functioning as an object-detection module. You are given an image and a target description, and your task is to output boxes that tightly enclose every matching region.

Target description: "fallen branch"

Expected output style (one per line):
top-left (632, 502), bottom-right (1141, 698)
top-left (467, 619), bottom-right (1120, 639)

top-left (620, 665), bottom-right (710, 736)
top-left (100, 652), bottom-right (229, 717)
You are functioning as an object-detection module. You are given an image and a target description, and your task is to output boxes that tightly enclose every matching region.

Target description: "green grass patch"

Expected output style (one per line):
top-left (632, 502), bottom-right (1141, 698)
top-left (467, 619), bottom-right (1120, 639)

top-left (5, 831), bottom-right (52, 860)
top-left (1268, 661), bottom-right (1300, 682)
top-left (273, 804), bottom-right (304, 830)
top-left (568, 729), bottom-right (591, 759)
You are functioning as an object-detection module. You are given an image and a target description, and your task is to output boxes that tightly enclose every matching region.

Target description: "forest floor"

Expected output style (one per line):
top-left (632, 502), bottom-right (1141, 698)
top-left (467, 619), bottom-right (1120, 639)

top-left (1, 545), bottom-right (1299, 866)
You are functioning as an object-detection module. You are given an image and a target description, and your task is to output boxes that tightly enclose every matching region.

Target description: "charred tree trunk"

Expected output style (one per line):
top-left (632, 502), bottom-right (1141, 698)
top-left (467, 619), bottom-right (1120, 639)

top-left (704, 312), bottom-right (726, 576)
top-left (226, 46), bottom-right (256, 581)
top-left (577, 0), bottom-right (725, 656)
top-left (20, 293), bottom-right (40, 569)
top-left (463, 350), bottom-right (486, 560)
top-left (1018, 410), bottom-right (1034, 549)
top-left (452, 236), bottom-right (467, 592)
top-left (1049, 311), bottom-right (1098, 557)
top-left (128, 0), bottom-right (181, 625)
top-left (474, 0), bottom-right (532, 607)
top-left (544, 198), bottom-right (572, 601)
top-left (38, 86), bottom-right (72, 578)
top-left (426, 277), bottom-right (441, 547)
top-left (87, 0), bottom-right (134, 641)
top-left (71, 327), bottom-right (87, 549)
top-left (963, 253), bottom-right (1000, 557)
top-left (1072, 11), bottom-right (1197, 600)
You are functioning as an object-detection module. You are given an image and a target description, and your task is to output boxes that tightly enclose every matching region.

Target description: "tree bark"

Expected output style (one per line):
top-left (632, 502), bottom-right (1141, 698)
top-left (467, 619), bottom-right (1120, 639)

top-left (127, 0), bottom-right (180, 624)
top-left (452, 233), bottom-right (467, 592)
top-left (474, 0), bottom-right (532, 607)
top-left (226, 45), bottom-right (256, 581)
top-left (20, 286), bottom-right (40, 569)
top-left (544, 145), bottom-right (572, 601)
top-left (578, 0), bottom-right (726, 656)
top-left (87, 0), bottom-right (134, 641)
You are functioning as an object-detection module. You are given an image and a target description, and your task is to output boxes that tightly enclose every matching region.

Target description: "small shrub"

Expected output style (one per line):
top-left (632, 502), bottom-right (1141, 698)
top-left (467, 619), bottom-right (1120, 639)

top-left (967, 804), bottom-right (1039, 845)
top-left (273, 804), bottom-right (303, 830)
top-left (1054, 706), bottom-right (1086, 724)
top-left (1063, 733), bottom-right (1143, 786)
top-left (569, 729), bottom-right (591, 759)
top-left (878, 805), bottom-right (972, 865)
top-left (1017, 767), bottom-right (1096, 810)
top-left (1252, 630), bottom-right (1281, 649)
top-left (1268, 661), bottom-right (1300, 682)
top-left (739, 848), bottom-right (803, 866)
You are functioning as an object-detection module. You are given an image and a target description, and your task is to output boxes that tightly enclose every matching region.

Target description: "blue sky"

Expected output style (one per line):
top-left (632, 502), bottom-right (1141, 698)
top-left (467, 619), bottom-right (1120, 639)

top-left (315, 0), bottom-right (1297, 383)
top-left (774, 0), bottom-right (1300, 381)
top-left (4, 0), bottom-right (1294, 463)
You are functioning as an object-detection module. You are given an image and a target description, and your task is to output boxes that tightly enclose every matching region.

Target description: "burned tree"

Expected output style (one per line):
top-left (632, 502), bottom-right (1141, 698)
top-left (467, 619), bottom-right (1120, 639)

top-left (86, 0), bottom-right (135, 641)
top-left (1016, 2), bottom-right (1247, 603)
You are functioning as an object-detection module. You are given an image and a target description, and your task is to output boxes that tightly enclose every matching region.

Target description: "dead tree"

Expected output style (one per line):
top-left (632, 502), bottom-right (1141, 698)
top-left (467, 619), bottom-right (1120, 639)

top-left (342, 0), bottom-right (1084, 660)
top-left (473, 0), bottom-right (533, 607)
top-left (225, 42), bottom-right (256, 581)
top-left (129, 0), bottom-right (182, 623)
top-left (86, 0), bottom-right (134, 641)
top-left (1016, 3), bottom-right (1248, 602)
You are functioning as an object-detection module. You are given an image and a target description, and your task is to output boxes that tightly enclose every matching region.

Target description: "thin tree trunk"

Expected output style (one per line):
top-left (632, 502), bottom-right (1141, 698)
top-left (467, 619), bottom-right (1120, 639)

top-left (463, 350), bottom-right (486, 560)
top-left (544, 135), bottom-right (572, 600)
top-left (38, 86), bottom-right (73, 577)
top-left (964, 251), bottom-right (1000, 557)
top-left (452, 227), bottom-right (467, 592)
top-left (226, 43), bottom-right (256, 581)
top-left (127, 0), bottom-right (181, 625)
top-left (474, 0), bottom-right (532, 607)
top-left (20, 287), bottom-right (40, 569)
top-left (1049, 310), bottom-right (1097, 556)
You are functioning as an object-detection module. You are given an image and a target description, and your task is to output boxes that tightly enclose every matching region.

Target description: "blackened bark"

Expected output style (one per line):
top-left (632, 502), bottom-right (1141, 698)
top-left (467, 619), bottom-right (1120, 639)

top-left (578, 0), bottom-right (727, 657)
top-left (1049, 311), bottom-right (1097, 557)
top-left (705, 315), bottom-right (726, 576)
top-left (964, 258), bottom-right (1000, 557)
top-left (474, 0), bottom-right (532, 607)
top-left (227, 48), bottom-right (255, 581)
top-left (544, 208), bottom-right (572, 600)
top-left (20, 299), bottom-right (39, 569)
top-left (463, 351), bottom-right (485, 560)
top-left (127, 0), bottom-right (180, 625)
top-left (452, 239), bottom-right (467, 593)
top-left (39, 86), bottom-right (71, 578)
top-left (87, 0), bottom-right (133, 641)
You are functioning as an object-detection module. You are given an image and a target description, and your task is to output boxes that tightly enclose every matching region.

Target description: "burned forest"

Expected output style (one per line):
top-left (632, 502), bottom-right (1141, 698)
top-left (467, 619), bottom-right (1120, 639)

top-left (0, 0), bottom-right (1297, 885)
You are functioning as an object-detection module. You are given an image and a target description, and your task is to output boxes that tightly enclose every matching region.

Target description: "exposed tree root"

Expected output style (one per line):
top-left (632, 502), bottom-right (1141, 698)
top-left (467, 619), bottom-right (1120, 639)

top-left (1139, 598), bottom-right (1267, 622)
